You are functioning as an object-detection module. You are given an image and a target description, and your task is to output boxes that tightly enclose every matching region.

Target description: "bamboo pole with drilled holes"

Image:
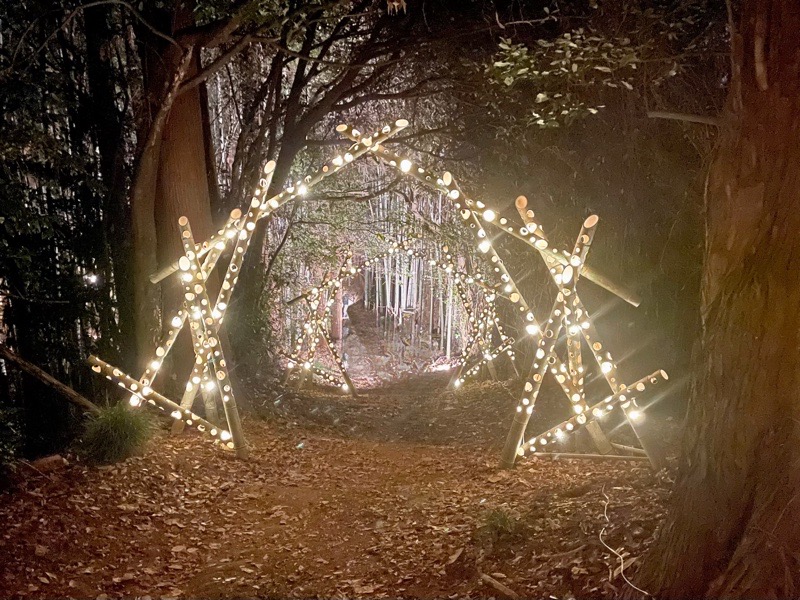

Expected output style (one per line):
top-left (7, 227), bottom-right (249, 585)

top-left (499, 217), bottom-right (597, 468)
top-left (519, 369), bottom-right (669, 454)
top-left (175, 217), bottom-right (248, 458)
top-left (88, 355), bottom-right (233, 445)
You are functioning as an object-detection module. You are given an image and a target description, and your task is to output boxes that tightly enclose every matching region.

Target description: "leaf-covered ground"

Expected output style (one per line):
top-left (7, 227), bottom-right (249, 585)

top-left (0, 368), bottom-right (677, 600)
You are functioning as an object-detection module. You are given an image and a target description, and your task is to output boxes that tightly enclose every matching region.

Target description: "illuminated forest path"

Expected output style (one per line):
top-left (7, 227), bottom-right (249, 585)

top-left (0, 306), bottom-right (676, 600)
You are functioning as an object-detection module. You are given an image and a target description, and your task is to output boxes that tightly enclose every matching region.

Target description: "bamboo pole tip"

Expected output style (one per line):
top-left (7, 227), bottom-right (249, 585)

top-left (230, 208), bottom-right (242, 220)
top-left (395, 118), bottom-right (409, 128)
top-left (515, 195), bottom-right (528, 209)
top-left (443, 171), bottom-right (452, 185)
top-left (335, 124), bottom-right (348, 132)
top-left (178, 216), bottom-right (189, 226)
top-left (660, 369), bottom-right (669, 380)
top-left (263, 160), bottom-right (276, 174)
top-left (583, 214), bottom-right (599, 228)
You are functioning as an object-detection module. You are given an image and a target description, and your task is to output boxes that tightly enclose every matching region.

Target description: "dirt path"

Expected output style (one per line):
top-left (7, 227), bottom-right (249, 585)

top-left (0, 374), bottom-right (673, 600)
top-left (0, 314), bottom-right (676, 599)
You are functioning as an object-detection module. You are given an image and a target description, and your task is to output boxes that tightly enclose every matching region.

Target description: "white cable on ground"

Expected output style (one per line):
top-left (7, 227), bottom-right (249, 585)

top-left (599, 484), bottom-right (652, 598)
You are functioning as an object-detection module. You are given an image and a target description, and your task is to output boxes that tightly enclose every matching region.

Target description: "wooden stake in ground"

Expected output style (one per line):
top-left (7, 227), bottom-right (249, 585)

top-left (0, 345), bottom-right (99, 414)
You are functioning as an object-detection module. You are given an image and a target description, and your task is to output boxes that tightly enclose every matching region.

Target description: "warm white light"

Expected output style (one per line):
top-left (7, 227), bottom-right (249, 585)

top-left (205, 381), bottom-right (216, 391)
top-left (525, 324), bottom-right (539, 335)
top-left (150, 360), bottom-right (161, 370)
top-left (628, 410), bottom-right (643, 422)
top-left (478, 240), bottom-right (491, 253)
top-left (483, 209), bottom-right (496, 222)
top-left (601, 361), bottom-right (613, 374)
top-left (298, 184), bottom-right (308, 195)
top-left (399, 159), bottom-right (412, 172)
top-left (220, 431), bottom-right (232, 441)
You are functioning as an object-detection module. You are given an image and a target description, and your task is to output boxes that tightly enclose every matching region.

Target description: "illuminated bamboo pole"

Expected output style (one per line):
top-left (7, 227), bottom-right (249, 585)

top-left (500, 292), bottom-right (567, 468)
top-left (131, 209), bottom-right (242, 405)
top-left (88, 355), bottom-right (232, 444)
top-left (458, 338), bottom-right (515, 382)
top-left (576, 299), bottom-right (667, 469)
top-left (176, 218), bottom-right (248, 459)
top-left (520, 369), bottom-right (669, 453)
top-left (210, 160), bottom-right (277, 325)
top-left (499, 220), bottom-right (595, 468)
top-left (448, 279), bottom-right (476, 386)
top-left (318, 324), bottom-right (357, 396)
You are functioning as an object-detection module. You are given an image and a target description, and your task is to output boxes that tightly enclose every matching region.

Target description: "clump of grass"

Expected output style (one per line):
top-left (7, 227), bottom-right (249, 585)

top-left (78, 404), bottom-right (151, 465)
top-left (476, 507), bottom-right (526, 544)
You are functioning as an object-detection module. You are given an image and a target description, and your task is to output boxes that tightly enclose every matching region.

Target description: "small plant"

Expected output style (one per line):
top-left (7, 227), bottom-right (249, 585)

top-left (78, 404), bottom-right (151, 465)
top-left (477, 507), bottom-right (525, 544)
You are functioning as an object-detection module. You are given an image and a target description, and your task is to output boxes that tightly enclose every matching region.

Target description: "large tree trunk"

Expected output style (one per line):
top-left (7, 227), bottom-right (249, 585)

top-left (84, 4), bottom-right (135, 369)
top-left (634, 3), bottom-right (800, 598)
top-left (154, 46), bottom-right (218, 393)
top-left (130, 2), bottom-right (219, 380)
top-left (130, 43), bottom-right (192, 369)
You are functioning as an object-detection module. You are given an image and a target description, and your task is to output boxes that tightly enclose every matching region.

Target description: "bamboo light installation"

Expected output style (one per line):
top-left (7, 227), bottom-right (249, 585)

top-left (89, 117), bottom-right (664, 466)
top-left (336, 125), bottom-right (665, 469)
top-left (89, 120), bottom-right (409, 458)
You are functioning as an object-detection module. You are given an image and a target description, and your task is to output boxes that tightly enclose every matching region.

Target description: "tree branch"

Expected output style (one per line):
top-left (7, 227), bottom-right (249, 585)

top-left (2, 0), bottom-right (178, 77)
top-left (647, 110), bottom-right (721, 126)
top-left (179, 34), bottom-right (256, 95)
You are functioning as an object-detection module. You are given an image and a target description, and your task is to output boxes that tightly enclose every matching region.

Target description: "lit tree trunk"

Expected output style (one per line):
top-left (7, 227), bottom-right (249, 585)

top-left (634, 3), bottom-right (800, 598)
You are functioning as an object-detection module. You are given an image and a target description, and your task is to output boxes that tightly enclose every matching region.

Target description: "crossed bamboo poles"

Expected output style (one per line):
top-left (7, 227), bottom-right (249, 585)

top-left (90, 120), bottom-right (410, 458)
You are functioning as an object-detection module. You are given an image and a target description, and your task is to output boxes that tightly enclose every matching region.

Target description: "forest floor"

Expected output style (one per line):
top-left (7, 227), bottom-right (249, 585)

top-left (0, 308), bottom-right (680, 600)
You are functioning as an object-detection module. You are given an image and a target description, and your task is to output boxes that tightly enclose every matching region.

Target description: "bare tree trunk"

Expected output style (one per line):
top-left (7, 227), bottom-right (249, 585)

top-left (634, 3), bottom-right (800, 598)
